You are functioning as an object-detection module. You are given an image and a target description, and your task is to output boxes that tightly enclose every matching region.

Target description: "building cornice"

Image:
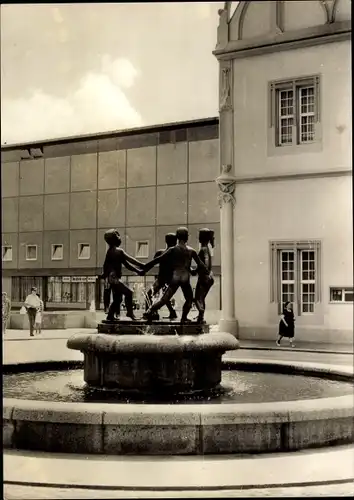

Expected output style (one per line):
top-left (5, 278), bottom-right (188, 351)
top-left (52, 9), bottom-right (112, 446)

top-left (234, 168), bottom-right (352, 185)
top-left (214, 20), bottom-right (351, 61)
top-left (1, 117), bottom-right (219, 151)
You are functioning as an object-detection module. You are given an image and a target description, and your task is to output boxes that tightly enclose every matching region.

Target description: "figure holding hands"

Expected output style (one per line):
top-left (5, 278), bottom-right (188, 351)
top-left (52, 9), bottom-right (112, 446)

top-left (145, 232), bottom-right (178, 320)
top-left (142, 227), bottom-right (207, 324)
top-left (193, 228), bottom-right (215, 324)
top-left (102, 229), bottom-right (144, 321)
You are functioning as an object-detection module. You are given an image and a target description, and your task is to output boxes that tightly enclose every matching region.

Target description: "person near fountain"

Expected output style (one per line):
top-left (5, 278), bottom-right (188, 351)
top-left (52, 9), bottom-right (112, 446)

top-left (2, 292), bottom-right (11, 335)
top-left (193, 228), bottom-right (215, 324)
top-left (276, 301), bottom-right (296, 347)
top-left (102, 229), bottom-right (145, 321)
top-left (34, 293), bottom-right (44, 335)
top-left (142, 227), bottom-right (207, 323)
top-left (145, 232), bottom-right (178, 321)
top-left (24, 287), bottom-right (41, 337)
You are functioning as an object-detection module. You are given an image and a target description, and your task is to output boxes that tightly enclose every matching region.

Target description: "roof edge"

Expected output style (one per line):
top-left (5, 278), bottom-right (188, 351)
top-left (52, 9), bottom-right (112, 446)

top-left (1, 116), bottom-right (219, 151)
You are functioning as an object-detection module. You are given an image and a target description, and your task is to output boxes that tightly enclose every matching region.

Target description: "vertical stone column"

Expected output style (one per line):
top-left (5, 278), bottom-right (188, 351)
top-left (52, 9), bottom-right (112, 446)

top-left (216, 58), bottom-right (238, 337)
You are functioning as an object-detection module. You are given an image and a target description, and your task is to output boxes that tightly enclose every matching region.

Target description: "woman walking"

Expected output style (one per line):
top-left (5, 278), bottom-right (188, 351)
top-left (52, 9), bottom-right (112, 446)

top-left (276, 301), bottom-right (295, 347)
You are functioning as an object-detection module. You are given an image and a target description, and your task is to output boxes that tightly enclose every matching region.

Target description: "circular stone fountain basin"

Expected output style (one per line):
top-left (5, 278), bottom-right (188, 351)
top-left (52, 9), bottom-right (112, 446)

top-left (3, 367), bottom-right (353, 404)
top-left (67, 332), bottom-right (240, 394)
top-left (3, 359), bottom-right (354, 455)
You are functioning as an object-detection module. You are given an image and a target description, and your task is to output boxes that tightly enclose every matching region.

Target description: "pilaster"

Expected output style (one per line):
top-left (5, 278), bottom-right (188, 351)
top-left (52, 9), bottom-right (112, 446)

top-left (216, 58), bottom-right (238, 337)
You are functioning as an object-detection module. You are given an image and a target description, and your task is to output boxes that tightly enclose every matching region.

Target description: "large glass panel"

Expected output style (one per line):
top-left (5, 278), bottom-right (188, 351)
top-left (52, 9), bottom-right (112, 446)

top-left (13, 277), bottom-right (44, 303)
top-left (301, 250), bottom-right (316, 313)
top-left (278, 89), bottom-right (294, 145)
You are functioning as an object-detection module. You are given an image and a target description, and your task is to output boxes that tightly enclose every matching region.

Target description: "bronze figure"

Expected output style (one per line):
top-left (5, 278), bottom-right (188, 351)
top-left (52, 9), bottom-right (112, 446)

top-left (142, 227), bottom-right (207, 323)
top-left (102, 229), bottom-right (144, 321)
top-left (193, 228), bottom-right (215, 324)
top-left (145, 232), bottom-right (178, 320)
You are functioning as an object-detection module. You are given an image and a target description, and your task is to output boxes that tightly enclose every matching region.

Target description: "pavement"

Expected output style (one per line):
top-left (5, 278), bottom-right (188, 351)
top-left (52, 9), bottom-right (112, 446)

top-left (3, 327), bottom-right (353, 352)
top-left (4, 481), bottom-right (354, 499)
top-left (3, 327), bottom-right (353, 367)
top-left (3, 445), bottom-right (354, 499)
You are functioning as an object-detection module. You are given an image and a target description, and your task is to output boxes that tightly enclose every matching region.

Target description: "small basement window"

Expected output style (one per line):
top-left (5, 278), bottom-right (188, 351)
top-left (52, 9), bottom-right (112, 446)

top-left (330, 287), bottom-right (354, 303)
top-left (135, 241), bottom-right (149, 259)
top-left (78, 243), bottom-right (90, 260)
top-left (26, 245), bottom-right (38, 261)
top-left (2, 245), bottom-right (13, 262)
top-left (51, 244), bottom-right (63, 261)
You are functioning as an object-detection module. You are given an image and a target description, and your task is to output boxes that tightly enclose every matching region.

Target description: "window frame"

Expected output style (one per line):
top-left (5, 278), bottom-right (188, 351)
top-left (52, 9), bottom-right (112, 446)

top-left (277, 88), bottom-right (295, 146)
top-left (51, 243), bottom-right (64, 261)
top-left (298, 86), bottom-right (316, 145)
top-left (270, 240), bottom-right (321, 315)
top-left (269, 75), bottom-right (321, 150)
top-left (78, 243), bottom-right (91, 260)
top-left (279, 250), bottom-right (296, 310)
top-left (25, 244), bottom-right (38, 261)
top-left (329, 287), bottom-right (354, 304)
top-left (300, 250), bottom-right (316, 314)
top-left (2, 245), bottom-right (13, 262)
top-left (135, 240), bottom-right (149, 259)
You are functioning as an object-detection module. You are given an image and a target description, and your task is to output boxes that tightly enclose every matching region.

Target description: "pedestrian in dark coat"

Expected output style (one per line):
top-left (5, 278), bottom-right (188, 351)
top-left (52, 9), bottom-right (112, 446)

top-left (276, 301), bottom-right (295, 347)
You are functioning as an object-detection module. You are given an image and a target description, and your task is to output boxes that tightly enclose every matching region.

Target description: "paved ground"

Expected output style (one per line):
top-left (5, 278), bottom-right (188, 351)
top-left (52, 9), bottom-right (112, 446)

top-left (4, 445), bottom-right (354, 499)
top-left (4, 327), bottom-right (353, 352)
top-left (4, 480), bottom-right (354, 498)
top-left (3, 328), bottom-right (353, 367)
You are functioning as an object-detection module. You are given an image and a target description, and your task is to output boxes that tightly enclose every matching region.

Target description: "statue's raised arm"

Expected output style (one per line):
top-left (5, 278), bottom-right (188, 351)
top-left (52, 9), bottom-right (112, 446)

top-left (123, 252), bottom-right (145, 269)
top-left (122, 251), bottom-right (145, 275)
top-left (143, 247), bottom-right (172, 274)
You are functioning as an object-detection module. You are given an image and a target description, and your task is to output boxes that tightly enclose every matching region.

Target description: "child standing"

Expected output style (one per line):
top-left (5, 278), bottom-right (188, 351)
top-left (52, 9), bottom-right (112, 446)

top-left (34, 293), bottom-right (44, 334)
top-left (276, 301), bottom-right (295, 347)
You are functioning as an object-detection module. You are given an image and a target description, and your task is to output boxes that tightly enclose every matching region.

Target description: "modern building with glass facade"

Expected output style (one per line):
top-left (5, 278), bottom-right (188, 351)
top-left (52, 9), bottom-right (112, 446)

top-left (1, 117), bottom-right (222, 321)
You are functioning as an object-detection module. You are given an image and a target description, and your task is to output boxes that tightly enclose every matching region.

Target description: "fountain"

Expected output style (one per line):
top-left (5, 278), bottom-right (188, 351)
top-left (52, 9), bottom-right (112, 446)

top-left (67, 227), bottom-right (239, 395)
top-left (2, 230), bottom-right (354, 456)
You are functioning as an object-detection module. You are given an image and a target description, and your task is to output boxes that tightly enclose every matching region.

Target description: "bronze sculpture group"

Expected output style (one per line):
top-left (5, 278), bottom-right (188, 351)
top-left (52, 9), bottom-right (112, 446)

top-left (102, 226), bottom-right (215, 324)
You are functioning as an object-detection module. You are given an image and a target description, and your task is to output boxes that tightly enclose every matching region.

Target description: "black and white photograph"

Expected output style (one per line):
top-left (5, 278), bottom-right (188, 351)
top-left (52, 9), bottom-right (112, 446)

top-left (1, 1), bottom-right (353, 498)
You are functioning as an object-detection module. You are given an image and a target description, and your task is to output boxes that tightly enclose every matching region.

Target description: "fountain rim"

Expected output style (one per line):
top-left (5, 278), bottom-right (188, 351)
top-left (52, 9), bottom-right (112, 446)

top-left (3, 358), bottom-right (353, 425)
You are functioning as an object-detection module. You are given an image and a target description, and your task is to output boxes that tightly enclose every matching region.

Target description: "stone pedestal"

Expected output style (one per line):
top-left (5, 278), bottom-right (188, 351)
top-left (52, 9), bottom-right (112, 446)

top-left (98, 320), bottom-right (209, 335)
top-left (67, 332), bottom-right (239, 396)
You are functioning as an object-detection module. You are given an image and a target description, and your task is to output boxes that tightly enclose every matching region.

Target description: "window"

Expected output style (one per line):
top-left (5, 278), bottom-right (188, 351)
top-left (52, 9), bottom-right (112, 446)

top-left (78, 243), bottom-right (90, 260)
top-left (26, 245), bottom-right (38, 261)
top-left (51, 244), bottom-right (63, 261)
top-left (269, 76), bottom-right (320, 147)
top-left (270, 241), bottom-right (321, 315)
top-left (300, 250), bottom-right (316, 313)
top-left (11, 277), bottom-right (44, 302)
top-left (330, 287), bottom-right (354, 303)
top-left (135, 241), bottom-right (149, 259)
top-left (280, 250), bottom-right (295, 308)
top-left (47, 276), bottom-right (97, 304)
top-left (2, 245), bottom-right (12, 262)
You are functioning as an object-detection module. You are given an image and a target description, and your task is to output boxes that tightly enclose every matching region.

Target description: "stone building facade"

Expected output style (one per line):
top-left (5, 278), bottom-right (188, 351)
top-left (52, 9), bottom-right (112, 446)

top-left (215, 0), bottom-right (352, 343)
